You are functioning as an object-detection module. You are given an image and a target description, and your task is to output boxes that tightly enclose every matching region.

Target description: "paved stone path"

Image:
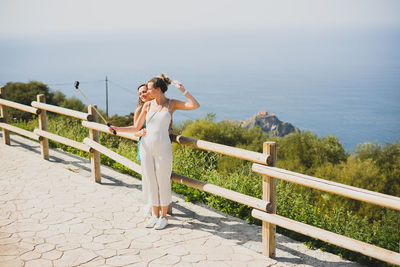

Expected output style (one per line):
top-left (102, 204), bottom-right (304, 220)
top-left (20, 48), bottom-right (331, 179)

top-left (0, 133), bottom-right (363, 266)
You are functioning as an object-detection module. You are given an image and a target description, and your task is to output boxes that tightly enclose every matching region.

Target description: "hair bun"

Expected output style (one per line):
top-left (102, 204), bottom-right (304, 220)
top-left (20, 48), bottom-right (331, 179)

top-left (159, 73), bottom-right (171, 85)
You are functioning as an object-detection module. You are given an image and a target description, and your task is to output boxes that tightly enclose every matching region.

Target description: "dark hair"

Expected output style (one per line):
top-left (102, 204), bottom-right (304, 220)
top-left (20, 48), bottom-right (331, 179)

top-left (136, 83), bottom-right (147, 108)
top-left (147, 73), bottom-right (171, 93)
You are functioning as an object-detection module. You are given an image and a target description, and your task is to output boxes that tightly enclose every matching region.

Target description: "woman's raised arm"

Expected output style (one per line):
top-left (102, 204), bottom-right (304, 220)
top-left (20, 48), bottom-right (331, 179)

top-left (170, 82), bottom-right (200, 112)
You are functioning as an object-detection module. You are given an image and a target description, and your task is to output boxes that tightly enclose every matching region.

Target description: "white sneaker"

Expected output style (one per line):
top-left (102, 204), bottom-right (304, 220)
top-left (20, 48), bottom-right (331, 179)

top-left (154, 217), bottom-right (168, 230)
top-left (143, 204), bottom-right (152, 217)
top-left (145, 215), bottom-right (158, 228)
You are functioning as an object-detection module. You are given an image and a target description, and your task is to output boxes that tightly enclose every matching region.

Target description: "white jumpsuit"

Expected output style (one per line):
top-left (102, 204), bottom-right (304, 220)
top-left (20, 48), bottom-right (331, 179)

top-left (139, 102), bottom-right (173, 207)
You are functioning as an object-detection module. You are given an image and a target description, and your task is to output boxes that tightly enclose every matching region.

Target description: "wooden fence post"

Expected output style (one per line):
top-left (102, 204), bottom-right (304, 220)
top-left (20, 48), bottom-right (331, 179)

top-left (0, 86), bottom-right (10, 145)
top-left (88, 105), bottom-right (101, 183)
top-left (262, 141), bottom-right (277, 258)
top-left (37, 94), bottom-right (49, 159)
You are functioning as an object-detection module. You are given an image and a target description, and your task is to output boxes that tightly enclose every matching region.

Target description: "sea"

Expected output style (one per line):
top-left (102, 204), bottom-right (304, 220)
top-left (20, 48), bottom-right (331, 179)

top-left (1, 27), bottom-right (399, 151)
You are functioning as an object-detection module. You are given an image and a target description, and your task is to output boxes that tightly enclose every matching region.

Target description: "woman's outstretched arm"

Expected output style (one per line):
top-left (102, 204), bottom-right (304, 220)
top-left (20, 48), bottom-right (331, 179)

top-left (109, 102), bottom-right (148, 136)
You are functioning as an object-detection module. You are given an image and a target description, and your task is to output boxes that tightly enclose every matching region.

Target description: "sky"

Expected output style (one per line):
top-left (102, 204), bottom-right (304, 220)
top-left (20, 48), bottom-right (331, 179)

top-left (1, 0), bottom-right (400, 37)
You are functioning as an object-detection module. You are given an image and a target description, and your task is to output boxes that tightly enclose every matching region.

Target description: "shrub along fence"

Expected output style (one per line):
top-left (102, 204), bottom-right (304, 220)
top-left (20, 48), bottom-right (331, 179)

top-left (0, 86), bottom-right (399, 265)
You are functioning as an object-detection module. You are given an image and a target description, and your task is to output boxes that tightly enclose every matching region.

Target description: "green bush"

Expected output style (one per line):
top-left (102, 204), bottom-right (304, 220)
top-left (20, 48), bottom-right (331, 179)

top-left (355, 142), bottom-right (400, 197)
top-left (3, 81), bottom-right (89, 121)
top-left (274, 131), bottom-right (347, 174)
top-left (180, 114), bottom-right (266, 173)
top-left (4, 81), bottom-right (52, 121)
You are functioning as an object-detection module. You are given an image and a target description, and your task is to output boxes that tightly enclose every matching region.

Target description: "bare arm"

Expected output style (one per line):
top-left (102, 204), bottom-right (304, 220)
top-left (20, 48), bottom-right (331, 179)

top-left (134, 106), bottom-right (142, 124)
top-left (170, 82), bottom-right (200, 113)
top-left (133, 103), bottom-right (148, 129)
top-left (109, 103), bottom-right (148, 135)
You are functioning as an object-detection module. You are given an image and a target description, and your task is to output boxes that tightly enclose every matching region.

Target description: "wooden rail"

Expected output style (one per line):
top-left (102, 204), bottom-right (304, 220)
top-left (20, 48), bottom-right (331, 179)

top-left (83, 137), bottom-right (142, 174)
top-left (170, 172), bottom-right (270, 212)
top-left (0, 98), bottom-right (40, 114)
top-left (35, 129), bottom-right (92, 153)
top-left (0, 87), bottom-right (398, 265)
top-left (170, 134), bottom-right (270, 165)
top-left (31, 101), bottom-right (92, 121)
top-left (0, 122), bottom-right (41, 141)
top-left (252, 164), bottom-right (400, 211)
top-left (252, 209), bottom-right (400, 266)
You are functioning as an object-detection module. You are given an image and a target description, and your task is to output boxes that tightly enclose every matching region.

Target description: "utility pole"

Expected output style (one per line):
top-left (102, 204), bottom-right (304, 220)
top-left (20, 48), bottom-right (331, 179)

top-left (105, 76), bottom-right (109, 117)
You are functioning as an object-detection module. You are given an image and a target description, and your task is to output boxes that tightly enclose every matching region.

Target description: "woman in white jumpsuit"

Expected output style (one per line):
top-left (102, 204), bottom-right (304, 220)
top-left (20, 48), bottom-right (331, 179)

top-left (111, 74), bottom-right (200, 230)
top-left (134, 84), bottom-right (173, 217)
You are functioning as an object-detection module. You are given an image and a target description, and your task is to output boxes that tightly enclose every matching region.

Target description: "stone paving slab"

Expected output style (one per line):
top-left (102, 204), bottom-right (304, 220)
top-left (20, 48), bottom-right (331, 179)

top-left (0, 133), bottom-right (363, 266)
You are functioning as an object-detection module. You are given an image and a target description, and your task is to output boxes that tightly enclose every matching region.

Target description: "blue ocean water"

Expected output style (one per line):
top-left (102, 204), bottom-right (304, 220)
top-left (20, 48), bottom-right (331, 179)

top-left (0, 28), bottom-right (399, 150)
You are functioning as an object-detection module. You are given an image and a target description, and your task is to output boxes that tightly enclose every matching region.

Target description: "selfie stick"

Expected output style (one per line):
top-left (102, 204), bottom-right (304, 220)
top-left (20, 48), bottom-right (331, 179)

top-left (74, 81), bottom-right (116, 135)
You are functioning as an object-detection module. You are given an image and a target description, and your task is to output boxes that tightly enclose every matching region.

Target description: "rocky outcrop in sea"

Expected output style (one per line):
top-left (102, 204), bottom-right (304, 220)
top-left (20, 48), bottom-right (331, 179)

top-left (238, 110), bottom-right (299, 137)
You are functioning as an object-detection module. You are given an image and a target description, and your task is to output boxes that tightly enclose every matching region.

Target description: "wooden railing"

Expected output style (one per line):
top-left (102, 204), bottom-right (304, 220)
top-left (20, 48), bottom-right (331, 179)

top-left (0, 86), bottom-right (399, 265)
